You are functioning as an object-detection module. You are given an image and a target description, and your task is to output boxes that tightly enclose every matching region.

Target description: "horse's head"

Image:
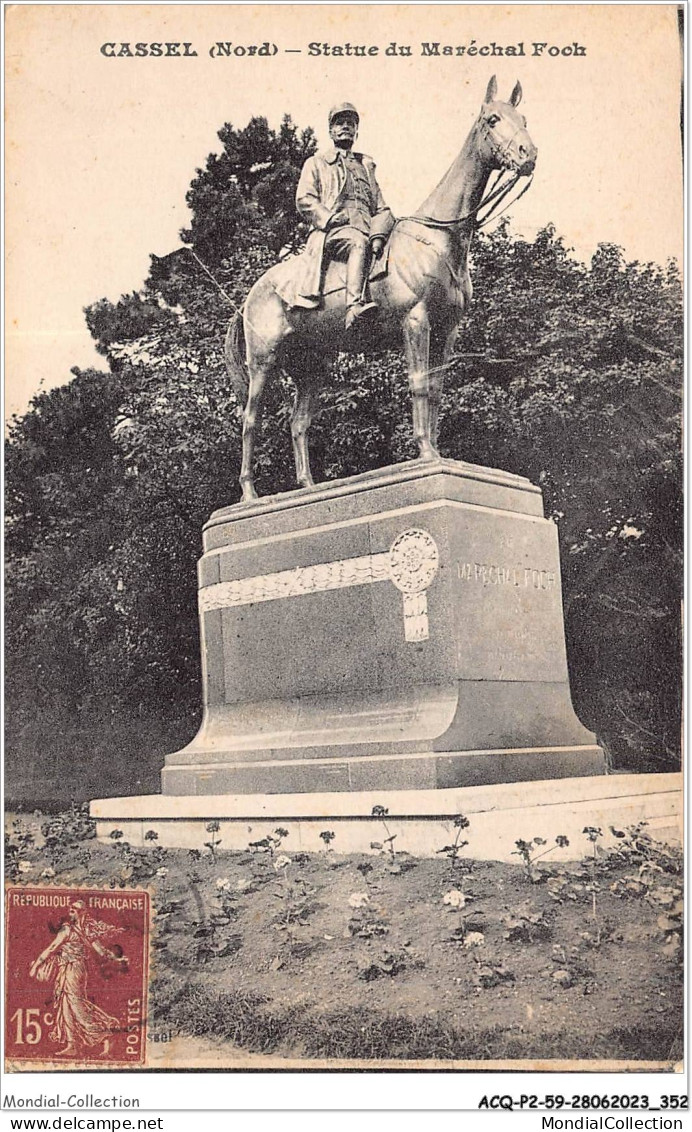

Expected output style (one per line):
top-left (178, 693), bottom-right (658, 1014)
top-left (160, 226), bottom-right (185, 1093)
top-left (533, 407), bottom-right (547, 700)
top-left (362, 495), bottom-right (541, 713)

top-left (477, 76), bottom-right (537, 177)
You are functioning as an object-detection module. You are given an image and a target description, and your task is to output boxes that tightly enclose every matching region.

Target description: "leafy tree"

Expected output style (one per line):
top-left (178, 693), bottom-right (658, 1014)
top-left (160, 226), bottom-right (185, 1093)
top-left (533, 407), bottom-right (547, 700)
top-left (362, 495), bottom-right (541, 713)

top-left (182, 114), bottom-right (317, 262)
top-left (5, 121), bottom-right (682, 804)
top-left (441, 223), bottom-right (682, 769)
top-left (6, 115), bottom-right (315, 804)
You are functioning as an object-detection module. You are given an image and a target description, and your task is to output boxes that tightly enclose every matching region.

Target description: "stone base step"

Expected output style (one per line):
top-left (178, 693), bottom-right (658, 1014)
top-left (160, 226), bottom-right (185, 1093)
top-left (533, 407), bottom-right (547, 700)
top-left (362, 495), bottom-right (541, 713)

top-left (91, 772), bottom-right (682, 862)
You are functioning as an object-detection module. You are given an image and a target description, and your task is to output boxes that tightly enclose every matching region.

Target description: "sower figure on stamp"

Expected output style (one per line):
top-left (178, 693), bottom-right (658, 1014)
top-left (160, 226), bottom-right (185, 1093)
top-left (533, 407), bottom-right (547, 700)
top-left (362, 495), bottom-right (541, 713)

top-left (294, 102), bottom-right (395, 329)
top-left (29, 901), bottom-right (127, 1058)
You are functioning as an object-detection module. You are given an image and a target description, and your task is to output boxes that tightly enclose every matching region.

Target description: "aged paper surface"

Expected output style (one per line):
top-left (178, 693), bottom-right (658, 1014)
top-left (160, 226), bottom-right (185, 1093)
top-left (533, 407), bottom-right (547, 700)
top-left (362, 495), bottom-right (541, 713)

top-left (4, 3), bottom-right (683, 1081)
top-left (5, 2), bottom-right (682, 422)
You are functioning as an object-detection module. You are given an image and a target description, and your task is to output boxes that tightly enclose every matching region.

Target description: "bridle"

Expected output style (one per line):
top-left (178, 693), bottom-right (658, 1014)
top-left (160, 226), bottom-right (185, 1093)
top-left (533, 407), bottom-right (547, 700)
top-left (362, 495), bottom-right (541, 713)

top-left (397, 113), bottom-right (534, 233)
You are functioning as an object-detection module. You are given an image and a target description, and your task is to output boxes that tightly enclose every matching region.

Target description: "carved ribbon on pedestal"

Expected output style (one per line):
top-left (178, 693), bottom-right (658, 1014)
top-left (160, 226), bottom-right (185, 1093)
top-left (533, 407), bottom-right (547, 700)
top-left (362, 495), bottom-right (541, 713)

top-left (199, 528), bottom-right (440, 644)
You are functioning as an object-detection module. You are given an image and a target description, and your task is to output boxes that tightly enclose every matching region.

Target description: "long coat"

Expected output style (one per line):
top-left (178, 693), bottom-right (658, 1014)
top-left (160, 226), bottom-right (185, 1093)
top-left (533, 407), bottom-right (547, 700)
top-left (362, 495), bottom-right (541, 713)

top-left (291, 147), bottom-right (395, 305)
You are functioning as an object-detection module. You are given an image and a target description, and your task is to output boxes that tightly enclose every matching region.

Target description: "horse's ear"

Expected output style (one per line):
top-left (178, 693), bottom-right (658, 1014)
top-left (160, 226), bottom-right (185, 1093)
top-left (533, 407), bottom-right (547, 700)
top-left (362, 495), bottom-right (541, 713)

top-left (509, 80), bottom-right (523, 108)
top-left (484, 75), bottom-right (498, 104)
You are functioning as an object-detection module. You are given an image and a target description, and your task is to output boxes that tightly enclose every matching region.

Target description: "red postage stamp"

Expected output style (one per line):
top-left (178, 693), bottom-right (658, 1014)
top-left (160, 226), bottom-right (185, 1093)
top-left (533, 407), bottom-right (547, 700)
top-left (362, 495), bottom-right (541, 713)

top-left (5, 886), bottom-right (150, 1068)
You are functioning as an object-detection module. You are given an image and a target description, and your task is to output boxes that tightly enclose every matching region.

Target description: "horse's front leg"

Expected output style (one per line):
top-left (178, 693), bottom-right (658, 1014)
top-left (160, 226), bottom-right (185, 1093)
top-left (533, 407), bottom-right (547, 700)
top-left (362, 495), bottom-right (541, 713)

top-left (291, 379), bottom-right (320, 489)
top-left (403, 302), bottom-right (438, 461)
top-left (428, 324), bottom-right (459, 452)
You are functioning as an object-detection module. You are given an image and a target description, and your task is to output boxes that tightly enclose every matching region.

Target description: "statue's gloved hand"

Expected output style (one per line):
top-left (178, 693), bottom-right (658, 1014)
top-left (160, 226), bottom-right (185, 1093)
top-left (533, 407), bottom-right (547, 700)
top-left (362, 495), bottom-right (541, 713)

top-left (327, 210), bottom-right (349, 230)
top-left (370, 236), bottom-right (386, 260)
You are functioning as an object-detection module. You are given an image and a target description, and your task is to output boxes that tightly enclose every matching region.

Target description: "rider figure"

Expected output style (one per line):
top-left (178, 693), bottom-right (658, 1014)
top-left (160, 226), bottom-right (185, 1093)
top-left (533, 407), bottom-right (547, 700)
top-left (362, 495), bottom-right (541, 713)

top-left (295, 103), bottom-right (395, 329)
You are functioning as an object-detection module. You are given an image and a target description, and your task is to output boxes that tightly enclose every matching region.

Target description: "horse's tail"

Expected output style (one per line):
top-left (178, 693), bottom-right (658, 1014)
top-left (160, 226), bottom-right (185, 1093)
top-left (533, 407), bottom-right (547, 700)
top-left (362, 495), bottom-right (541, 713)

top-left (224, 310), bottom-right (249, 409)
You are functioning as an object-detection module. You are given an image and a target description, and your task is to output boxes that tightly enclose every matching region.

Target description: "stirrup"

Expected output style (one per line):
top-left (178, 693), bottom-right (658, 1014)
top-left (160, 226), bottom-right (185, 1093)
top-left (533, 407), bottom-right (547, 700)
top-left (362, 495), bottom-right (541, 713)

top-left (345, 301), bottom-right (378, 330)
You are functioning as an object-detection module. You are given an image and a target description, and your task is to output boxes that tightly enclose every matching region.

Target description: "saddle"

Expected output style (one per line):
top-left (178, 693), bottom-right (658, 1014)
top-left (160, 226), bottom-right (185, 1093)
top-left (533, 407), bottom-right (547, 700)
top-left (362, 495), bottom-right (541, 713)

top-left (274, 236), bottom-right (391, 311)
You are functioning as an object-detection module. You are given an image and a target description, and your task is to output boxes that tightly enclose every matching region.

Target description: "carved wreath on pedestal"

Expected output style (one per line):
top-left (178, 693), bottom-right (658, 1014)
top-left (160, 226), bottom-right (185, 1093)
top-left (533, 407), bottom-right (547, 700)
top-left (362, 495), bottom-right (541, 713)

top-left (388, 529), bottom-right (440, 594)
top-left (388, 529), bottom-right (439, 642)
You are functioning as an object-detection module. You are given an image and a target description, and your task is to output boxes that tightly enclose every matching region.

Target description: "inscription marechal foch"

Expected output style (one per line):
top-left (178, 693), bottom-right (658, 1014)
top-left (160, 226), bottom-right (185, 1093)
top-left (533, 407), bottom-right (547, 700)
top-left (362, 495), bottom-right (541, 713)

top-left (458, 562), bottom-right (557, 589)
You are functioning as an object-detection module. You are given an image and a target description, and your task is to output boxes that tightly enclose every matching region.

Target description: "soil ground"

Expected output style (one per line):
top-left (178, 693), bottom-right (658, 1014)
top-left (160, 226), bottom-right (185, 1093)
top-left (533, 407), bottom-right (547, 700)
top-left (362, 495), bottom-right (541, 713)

top-left (5, 813), bottom-right (683, 1068)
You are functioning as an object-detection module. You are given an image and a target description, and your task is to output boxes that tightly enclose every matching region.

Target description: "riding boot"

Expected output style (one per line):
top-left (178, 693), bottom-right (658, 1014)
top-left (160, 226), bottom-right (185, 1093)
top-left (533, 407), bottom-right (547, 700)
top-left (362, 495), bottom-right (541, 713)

top-left (345, 243), bottom-right (378, 330)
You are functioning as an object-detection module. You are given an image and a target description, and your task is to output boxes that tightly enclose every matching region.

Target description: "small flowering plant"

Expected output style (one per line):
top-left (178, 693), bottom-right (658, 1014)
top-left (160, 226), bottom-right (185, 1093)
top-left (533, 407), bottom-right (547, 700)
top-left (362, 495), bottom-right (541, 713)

top-left (503, 904), bottom-right (552, 944)
top-left (272, 856), bottom-right (314, 932)
top-left (437, 814), bottom-right (471, 869)
top-left (5, 818), bottom-right (37, 882)
top-left (370, 806), bottom-right (397, 859)
top-left (442, 888), bottom-right (468, 909)
top-left (249, 828), bottom-right (289, 857)
top-left (348, 892), bottom-right (371, 909)
top-left (512, 835), bottom-right (570, 883)
top-left (204, 821), bottom-right (222, 861)
top-left (39, 803), bottom-right (96, 869)
top-left (583, 826), bottom-right (603, 845)
top-left (583, 826), bottom-right (604, 930)
top-left (347, 892), bottom-right (389, 940)
top-left (463, 931), bottom-right (485, 950)
top-left (213, 876), bottom-right (240, 923)
top-left (442, 888), bottom-right (484, 945)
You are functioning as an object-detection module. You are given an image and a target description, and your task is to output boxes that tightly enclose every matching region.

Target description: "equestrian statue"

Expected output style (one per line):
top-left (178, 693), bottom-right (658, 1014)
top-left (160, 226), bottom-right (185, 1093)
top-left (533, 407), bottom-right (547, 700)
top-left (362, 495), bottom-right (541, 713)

top-left (225, 77), bottom-right (538, 503)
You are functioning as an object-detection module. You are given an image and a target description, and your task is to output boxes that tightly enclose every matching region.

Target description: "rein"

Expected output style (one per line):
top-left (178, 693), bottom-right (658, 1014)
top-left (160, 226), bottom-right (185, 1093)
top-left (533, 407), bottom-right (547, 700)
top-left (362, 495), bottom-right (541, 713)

top-left (392, 165), bottom-right (534, 295)
top-left (397, 167), bottom-right (532, 234)
top-left (476, 171), bottom-right (533, 228)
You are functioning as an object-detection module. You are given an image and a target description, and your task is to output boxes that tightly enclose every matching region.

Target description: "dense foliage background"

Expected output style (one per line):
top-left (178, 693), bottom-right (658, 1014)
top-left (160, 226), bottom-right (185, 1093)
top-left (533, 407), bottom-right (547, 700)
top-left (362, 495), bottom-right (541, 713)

top-left (5, 115), bottom-right (682, 806)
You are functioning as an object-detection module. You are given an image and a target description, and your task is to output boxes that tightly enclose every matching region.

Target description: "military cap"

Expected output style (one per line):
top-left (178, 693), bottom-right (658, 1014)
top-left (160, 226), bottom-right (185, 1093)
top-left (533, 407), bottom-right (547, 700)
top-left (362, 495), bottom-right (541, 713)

top-left (328, 102), bottom-right (360, 126)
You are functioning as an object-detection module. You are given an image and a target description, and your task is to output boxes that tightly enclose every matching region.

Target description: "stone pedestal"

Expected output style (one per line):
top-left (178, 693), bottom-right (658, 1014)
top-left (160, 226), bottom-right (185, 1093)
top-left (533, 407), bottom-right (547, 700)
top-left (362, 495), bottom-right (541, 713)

top-left (162, 459), bottom-right (603, 795)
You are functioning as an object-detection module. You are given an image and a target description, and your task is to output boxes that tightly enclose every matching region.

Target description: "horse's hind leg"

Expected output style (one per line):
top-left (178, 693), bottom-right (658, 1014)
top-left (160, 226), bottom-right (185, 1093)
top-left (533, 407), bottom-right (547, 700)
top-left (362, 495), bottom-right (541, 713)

top-left (239, 287), bottom-right (291, 502)
top-left (239, 358), bottom-right (272, 502)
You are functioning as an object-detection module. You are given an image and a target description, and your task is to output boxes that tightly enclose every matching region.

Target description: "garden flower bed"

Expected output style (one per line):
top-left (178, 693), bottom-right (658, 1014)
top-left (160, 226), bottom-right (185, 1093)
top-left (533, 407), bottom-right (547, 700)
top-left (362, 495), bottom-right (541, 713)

top-left (5, 809), bottom-right (683, 1067)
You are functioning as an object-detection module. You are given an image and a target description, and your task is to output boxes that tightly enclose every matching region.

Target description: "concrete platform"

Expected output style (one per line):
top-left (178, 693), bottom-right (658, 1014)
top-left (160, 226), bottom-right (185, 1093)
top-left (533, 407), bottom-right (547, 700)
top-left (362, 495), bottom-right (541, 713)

top-left (91, 772), bottom-right (682, 862)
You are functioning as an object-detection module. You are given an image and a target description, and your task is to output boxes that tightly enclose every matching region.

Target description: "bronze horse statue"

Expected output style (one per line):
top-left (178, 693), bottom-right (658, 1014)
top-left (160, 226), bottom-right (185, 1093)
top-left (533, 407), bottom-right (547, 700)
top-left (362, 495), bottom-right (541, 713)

top-left (225, 77), bottom-right (537, 502)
